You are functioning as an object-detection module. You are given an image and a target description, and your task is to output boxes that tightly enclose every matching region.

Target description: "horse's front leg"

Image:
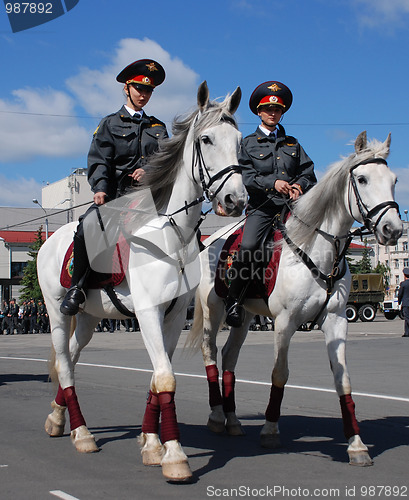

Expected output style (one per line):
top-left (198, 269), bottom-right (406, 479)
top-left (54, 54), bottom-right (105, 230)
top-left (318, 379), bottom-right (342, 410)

top-left (260, 318), bottom-right (293, 449)
top-left (220, 312), bottom-right (254, 436)
top-left (138, 308), bottom-right (192, 482)
top-left (46, 313), bottom-right (99, 453)
top-left (200, 296), bottom-right (225, 434)
top-left (322, 313), bottom-right (373, 466)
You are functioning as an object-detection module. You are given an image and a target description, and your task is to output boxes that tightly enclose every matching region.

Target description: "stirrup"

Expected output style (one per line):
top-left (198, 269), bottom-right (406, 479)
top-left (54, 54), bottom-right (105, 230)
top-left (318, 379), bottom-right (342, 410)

top-left (225, 301), bottom-right (245, 328)
top-left (60, 286), bottom-right (86, 316)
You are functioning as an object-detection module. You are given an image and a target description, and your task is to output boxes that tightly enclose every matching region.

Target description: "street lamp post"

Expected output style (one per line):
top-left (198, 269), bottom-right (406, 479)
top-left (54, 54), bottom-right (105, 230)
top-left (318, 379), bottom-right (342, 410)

top-left (33, 198), bottom-right (49, 240)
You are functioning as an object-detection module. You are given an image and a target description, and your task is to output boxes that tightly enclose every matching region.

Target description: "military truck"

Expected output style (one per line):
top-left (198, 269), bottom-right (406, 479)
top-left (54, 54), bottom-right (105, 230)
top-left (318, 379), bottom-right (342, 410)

top-left (345, 273), bottom-right (384, 322)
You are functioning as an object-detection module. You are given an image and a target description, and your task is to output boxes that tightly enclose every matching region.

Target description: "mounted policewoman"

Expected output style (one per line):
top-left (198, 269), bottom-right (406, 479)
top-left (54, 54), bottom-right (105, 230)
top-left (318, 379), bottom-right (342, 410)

top-left (225, 81), bottom-right (317, 327)
top-left (60, 59), bottom-right (168, 315)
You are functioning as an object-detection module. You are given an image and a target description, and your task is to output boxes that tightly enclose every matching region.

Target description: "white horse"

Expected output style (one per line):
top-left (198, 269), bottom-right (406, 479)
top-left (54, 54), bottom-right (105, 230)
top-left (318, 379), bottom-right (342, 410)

top-left (187, 131), bottom-right (402, 466)
top-left (37, 82), bottom-right (247, 482)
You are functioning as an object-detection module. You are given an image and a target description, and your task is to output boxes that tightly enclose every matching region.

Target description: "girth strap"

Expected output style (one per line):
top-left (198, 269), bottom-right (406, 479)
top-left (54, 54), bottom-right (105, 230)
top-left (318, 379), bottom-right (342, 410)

top-left (103, 284), bottom-right (177, 318)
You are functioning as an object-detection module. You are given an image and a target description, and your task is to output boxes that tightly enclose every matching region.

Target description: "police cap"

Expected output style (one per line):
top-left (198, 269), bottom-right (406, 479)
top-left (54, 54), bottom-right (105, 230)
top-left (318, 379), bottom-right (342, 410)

top-left (116, 59), bottom-right (165, 88)
top-left (249, 81), bottom-right (293, 115)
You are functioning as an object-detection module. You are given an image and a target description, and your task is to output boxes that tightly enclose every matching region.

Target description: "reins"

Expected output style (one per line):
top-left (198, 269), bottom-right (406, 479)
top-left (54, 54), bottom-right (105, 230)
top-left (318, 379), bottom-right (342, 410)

top-left (277, 156), bottom-right (399, 329)
top-left (103, 117), bottom-right (242, 317)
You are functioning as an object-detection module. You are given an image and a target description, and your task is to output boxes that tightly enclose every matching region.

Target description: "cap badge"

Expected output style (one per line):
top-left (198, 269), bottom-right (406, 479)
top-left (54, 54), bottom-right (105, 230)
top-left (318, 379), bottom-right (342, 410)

top-left (146, 62), bottom-right (158, 72)
top-left (268, 83), bottom-right (281, 92)
top-left (269, 96), bottom-right (278, 103)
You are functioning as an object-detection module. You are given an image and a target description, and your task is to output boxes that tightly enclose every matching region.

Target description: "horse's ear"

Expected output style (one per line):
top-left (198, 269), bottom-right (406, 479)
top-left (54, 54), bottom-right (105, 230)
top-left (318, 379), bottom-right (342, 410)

top-left (228, 86), bottom-right (242, 115)
top-left (355, 131), bottom-right (367, 153)
top-left (197, 81), bottom-right (210, 111)
top-left (384, 132), bottom-right (391, 154)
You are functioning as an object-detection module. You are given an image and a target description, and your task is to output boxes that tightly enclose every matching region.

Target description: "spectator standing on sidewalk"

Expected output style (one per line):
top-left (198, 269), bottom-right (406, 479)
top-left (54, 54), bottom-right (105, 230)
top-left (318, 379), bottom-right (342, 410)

top-left (398, 267), bottom-right (409, 337)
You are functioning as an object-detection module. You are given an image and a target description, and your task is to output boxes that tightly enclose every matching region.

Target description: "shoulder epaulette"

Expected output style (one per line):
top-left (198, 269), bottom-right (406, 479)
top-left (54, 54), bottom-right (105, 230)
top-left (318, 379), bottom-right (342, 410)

top-left (149, 116), bottom-right (166, 128)
top-left (285, 135), bottom-right (298, 146)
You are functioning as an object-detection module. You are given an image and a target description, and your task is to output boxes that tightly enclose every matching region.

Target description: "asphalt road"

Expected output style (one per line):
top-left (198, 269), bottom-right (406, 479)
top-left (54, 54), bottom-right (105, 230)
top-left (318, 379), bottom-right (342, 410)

top-left (1, 314), bottom-right (408, 500)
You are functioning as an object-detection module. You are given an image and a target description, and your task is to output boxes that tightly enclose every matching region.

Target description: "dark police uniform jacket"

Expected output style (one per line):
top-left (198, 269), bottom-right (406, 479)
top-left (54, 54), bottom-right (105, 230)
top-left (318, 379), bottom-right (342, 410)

top-left (88, 105), bottom-right (168, 201)
top-left (240, 124), bottom-right (316, 213)
top-left (398, 279), bottom-right (409, 308)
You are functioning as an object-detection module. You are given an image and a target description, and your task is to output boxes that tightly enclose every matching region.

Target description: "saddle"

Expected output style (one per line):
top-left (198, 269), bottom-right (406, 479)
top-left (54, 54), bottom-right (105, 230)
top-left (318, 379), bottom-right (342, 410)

top-left (214, 224), bottom-right (284, 300)
top-left (60, 233), bottom-right (130, 289)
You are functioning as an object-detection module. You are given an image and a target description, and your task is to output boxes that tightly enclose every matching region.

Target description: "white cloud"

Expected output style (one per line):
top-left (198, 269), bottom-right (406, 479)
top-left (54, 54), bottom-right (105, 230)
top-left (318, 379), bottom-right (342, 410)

top-left (66, 37), bottom-right (200, 123)
top-left (0, 174), bottom-right (42, 207)
top-left (352, 0), bottom-right (409, 27)
top-left (0, 88), bottom-right (90, 162)
top-left (0, 38), bottom-right (200, 166)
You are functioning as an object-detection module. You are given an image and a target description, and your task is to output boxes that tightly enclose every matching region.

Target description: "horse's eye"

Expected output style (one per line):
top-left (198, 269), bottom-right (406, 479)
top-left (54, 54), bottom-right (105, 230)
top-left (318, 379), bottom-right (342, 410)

top-left (357, 176), bottom-right (367, 185)
top-left (202, 135), bottom-right (212, 145)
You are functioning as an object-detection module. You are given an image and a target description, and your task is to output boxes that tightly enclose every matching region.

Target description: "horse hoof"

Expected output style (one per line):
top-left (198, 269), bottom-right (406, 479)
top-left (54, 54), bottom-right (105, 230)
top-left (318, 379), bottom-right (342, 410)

top-left (207, 417), bottom-right (226, 434)
top-left (226, 423), bottom-right (245, 436)
top-left (44, 401), bottom-right (66, 437)
top-left (348, 451), bottom-right (373, 466)
top-left (260, 434), bottom-right (282, 449)
top-left (162, 461), bottom-right (193, 483)
top-left (44, 413), bottom-right (65, 437)
top-left (141, 446), bottom-right (164, 466)
top-left (138, 432), bottom-right (163, 466)
top-left (71, 425), bottom-right (99, 453)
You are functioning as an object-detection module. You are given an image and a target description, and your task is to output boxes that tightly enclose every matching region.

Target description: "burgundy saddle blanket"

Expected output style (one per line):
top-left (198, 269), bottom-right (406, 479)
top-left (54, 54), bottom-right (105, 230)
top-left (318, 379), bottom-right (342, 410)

top-left (214, 225), bottom-right (284, 299)
top-left (60, 234), bottom-right (130, 289)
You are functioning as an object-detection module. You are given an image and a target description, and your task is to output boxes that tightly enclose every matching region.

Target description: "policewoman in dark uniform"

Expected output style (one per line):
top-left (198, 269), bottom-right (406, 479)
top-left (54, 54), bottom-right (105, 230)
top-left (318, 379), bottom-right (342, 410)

top-left (225, 81), bottom-right (316, 327)
top-left (60, 59), bottom-right (168, 316)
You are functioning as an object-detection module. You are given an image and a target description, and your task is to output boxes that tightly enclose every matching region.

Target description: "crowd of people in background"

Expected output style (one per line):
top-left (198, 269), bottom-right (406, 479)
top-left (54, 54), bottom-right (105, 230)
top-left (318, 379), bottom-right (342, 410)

top-left (1, 297), bottom-right (49, 335)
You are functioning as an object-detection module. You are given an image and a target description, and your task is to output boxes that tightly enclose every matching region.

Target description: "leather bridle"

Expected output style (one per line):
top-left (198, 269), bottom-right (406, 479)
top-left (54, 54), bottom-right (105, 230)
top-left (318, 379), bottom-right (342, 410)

top-left (348, 157), bottom-right (400, 231)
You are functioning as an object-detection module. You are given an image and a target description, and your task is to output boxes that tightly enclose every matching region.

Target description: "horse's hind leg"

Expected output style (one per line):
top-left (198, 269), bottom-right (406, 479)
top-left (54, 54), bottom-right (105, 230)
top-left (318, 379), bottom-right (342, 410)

top-left (47, 313), bottom-right (100, 453)
top-left (322, 313), bottom-right (373, 466)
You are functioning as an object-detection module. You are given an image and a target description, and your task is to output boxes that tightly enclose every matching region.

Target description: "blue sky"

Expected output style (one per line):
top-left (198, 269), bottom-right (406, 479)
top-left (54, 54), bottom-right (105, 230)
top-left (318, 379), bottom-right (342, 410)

top-left (1, 0), bottom-right (409, 215)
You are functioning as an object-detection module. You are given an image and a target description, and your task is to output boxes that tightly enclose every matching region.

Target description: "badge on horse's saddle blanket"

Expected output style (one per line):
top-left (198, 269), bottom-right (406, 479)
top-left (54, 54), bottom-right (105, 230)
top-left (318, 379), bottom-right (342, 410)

top-left (214, 226), bottom-right (283, 300)
top-left (60, 234), bottom-right (130, 289)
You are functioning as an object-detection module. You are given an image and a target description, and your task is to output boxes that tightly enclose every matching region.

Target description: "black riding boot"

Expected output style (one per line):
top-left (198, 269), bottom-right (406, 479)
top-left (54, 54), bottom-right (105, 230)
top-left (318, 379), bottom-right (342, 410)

top-left (225, 260), bottom-right (250, 328)
top-left (60, 233), bottom-right (90, 316)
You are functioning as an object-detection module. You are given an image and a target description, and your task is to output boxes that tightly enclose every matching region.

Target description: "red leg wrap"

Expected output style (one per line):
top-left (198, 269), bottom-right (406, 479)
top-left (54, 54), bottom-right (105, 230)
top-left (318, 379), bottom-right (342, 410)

top-left (63, 386), bottom-right (86, 431)
top-left (222, 370), bottom-right (236, 413)
top-left (158, 391), bottom-right (180, 444)
top-left (340, 394), bottom-right (360, 439)
top-left (265, 385), bottom-right (284, 422)
top-left (55, 384), bottom-right (66, 407)
top-left (141, 391), bottom-right (160, 434)
top-left (206, 365), bottom-right (222, 408)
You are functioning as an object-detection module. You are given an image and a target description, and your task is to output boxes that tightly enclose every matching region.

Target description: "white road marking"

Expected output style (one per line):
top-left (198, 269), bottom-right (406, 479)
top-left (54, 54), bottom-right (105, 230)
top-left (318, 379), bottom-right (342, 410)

top-left (2, 356), bottom-right (409, 403)
top-left (50, 490), bottom-right (80, 500)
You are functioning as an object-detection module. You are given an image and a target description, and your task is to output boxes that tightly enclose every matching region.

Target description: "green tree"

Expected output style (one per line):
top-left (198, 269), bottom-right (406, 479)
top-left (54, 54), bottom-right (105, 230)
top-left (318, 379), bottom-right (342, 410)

top-left (346, 255), bottom-right (360, 274)
top-left (346, 239), bottom-right (374, 274)
top-left (356, 239), bottom-right (373, 274)
top-left (19, 226), bottom-right (44, 301)
top-left (373, 261), bottom-right (390, 289)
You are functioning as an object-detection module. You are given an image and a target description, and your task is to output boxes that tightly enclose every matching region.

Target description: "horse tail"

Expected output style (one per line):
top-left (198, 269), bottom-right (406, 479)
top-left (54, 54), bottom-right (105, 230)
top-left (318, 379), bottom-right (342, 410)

top-left (48, 316), bottom-right (77, 386)
top-left (184, 292), bottom-right (204, 353)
